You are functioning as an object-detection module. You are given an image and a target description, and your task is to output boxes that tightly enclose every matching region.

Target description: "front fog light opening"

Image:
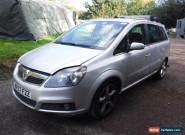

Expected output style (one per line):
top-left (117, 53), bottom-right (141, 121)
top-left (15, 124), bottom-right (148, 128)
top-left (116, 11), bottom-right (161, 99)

top-left (41, 103), bottom-right (76, 111)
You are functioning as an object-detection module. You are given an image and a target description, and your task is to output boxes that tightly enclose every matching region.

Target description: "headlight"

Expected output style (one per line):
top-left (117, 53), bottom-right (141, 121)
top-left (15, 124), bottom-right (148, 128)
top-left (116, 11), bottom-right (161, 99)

top-left (44, 66), bottom-right (87, 88)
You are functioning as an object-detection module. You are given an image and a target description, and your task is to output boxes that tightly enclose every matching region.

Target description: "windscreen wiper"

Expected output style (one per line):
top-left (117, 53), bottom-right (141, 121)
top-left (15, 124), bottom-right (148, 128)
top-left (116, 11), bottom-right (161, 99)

top-left (55, 41), bottom-right (103, 50)
top-left (55, 41), bottom-right (90, 48)
top-left (55, 41), bottom-right (77, 46)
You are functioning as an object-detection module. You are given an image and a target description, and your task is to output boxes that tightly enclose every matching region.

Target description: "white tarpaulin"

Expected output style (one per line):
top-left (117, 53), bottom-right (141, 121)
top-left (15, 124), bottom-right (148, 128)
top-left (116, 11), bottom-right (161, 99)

top-left (20, 0), bottom-right (75, 40)
top-left (0, 0), bottom-right (75, 40)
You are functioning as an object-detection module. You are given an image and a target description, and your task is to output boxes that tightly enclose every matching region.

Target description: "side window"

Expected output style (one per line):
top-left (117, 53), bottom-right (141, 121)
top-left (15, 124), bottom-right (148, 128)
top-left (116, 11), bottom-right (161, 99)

top-left (128, 24), bottom-right (146, 44)
top-left (114, 24), bottom-right (145, 55)
top-left (148, 24), bottom-right (163, 44)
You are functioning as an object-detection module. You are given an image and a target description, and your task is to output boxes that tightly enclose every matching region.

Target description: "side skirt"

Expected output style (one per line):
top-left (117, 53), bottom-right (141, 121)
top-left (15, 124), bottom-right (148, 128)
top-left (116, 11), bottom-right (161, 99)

top-left (120, 70), bottom-right (158, 94)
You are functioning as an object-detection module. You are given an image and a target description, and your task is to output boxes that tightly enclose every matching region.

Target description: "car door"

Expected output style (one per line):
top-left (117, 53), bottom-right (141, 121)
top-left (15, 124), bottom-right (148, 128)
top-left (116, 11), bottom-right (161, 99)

top-left (146, 24), bottom-right (168, 73)
top-left (114, 24), bottom-right (151, 86)
top-left (125, 24), bottom-right (151, 85)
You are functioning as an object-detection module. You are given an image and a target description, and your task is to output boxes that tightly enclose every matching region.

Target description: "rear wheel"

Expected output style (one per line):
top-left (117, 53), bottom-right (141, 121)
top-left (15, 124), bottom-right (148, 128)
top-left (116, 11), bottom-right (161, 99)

top-left (90, 80), bottom-right (120, 119)
top-left (155, 60), bottom-right (168, 79)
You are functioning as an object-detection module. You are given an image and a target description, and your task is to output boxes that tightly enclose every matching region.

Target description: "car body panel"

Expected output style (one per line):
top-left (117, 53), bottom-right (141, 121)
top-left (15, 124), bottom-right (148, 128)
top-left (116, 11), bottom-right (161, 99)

top-left (148, 40), bottom-right (171, 73)
top-left (124, 45), bottom-right (151, 85)
top-left (18, 43), bottom-right (102, 74)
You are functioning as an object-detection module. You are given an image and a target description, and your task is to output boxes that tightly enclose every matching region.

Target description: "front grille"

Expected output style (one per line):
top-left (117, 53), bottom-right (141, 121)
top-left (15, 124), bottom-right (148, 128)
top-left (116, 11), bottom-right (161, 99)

top-left (26, 76), bottom-right (44, 85)
top-left (18, 65), bottom-right (49, 85)
top-left (14, 89), bottom-right (36, 107)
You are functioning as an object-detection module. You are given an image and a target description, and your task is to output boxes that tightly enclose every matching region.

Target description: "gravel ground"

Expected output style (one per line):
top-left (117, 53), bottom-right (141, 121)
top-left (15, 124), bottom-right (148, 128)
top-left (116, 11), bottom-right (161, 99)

top-left (0, 38), bottom-right (184, 135)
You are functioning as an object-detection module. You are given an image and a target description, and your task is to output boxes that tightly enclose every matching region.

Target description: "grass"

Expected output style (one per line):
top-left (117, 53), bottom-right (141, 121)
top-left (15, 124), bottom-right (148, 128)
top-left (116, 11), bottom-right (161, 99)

top-left (0, 34), bottom-right (60, 60)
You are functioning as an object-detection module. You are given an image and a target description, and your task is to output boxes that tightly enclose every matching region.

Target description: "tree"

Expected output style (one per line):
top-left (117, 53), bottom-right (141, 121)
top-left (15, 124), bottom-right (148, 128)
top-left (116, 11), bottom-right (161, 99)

top-left (79, 0), bottom-right (156, 19)
top-left (151, 0), bottom-right (185, 28)
top-left (126, 0), bottom-right (155, 15)
top-left (79, 0), bottom-right (185, 28)
top-left (79, 0), bottom-right (127, 19)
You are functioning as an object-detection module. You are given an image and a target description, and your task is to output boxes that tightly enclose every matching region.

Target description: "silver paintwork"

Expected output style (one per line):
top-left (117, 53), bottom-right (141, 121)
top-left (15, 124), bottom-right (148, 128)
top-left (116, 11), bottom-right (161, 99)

top-left (18, 43), bottom-right (102, 74)
top-left (12, 18), bottom-right (171, 115)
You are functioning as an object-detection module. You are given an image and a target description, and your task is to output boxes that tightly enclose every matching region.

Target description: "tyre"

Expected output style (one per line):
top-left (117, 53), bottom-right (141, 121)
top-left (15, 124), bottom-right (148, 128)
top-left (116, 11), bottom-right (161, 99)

top-left (90, 79), bottom-right (120, 119)
top-left (155, 60), bottom-right (168, 79)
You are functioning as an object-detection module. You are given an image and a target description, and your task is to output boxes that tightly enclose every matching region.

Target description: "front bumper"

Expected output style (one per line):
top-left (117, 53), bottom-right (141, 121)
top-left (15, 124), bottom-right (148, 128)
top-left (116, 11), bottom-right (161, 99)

top-left (12, 65), bottom-right (90, 115)
top-left (12, 86), bottom-right (86, 115)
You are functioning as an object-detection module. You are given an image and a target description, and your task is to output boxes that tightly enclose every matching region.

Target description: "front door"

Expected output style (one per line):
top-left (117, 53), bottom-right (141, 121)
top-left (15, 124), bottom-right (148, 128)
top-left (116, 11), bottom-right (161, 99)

top-left (125, 24), bottom-right (151, 85)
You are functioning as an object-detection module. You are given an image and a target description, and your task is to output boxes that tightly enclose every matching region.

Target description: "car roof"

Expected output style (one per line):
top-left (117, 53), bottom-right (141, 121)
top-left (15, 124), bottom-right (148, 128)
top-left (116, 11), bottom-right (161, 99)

top-left (89, 18), bottom-right (164, 27)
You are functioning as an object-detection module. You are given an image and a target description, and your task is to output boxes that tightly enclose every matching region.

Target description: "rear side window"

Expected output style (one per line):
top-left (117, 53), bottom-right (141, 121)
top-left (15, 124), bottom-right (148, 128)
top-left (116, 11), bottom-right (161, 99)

top-left (147, 24), bottom-right (167, 44)
top-left (148, 24), bottom-right (161, 43)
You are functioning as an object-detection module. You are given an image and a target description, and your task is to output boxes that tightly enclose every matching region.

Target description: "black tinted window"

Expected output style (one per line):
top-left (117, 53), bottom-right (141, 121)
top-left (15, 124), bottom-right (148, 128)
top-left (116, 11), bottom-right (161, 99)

top-left (147, 25), bottom-right (168, 44)
top-left (148, 24), bottom-right (162, 43)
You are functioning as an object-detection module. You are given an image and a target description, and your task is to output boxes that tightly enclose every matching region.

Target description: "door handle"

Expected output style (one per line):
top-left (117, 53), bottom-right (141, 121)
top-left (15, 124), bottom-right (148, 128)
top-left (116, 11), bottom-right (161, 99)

top-left (145, 53), bottom-right (151, 57)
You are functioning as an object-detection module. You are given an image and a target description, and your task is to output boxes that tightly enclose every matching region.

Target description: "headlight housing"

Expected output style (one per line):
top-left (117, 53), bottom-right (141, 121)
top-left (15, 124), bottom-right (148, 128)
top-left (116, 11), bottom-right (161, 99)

top-left (44, 66), bottom-right (87, 88)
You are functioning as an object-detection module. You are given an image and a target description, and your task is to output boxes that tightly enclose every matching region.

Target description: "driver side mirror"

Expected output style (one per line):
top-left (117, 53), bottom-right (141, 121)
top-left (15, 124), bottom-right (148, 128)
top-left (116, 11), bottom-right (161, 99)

top-left (129, 42), bottom-right (145, 51)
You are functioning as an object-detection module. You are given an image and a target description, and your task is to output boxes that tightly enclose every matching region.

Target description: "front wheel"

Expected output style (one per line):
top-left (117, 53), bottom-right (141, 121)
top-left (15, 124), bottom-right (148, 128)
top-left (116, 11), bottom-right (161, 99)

top-left (90, 80), bottom-right (120, 119)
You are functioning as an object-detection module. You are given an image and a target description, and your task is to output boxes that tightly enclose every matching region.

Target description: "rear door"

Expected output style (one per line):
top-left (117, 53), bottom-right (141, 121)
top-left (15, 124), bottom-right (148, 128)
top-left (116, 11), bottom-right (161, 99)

top-left (146, 24), bottom-right (168, 73)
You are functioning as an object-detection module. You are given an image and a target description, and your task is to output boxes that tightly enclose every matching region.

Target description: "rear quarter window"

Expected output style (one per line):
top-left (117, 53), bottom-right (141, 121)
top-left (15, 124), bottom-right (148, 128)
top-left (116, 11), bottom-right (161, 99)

top-left (159, 26), bottom-right (168, 41)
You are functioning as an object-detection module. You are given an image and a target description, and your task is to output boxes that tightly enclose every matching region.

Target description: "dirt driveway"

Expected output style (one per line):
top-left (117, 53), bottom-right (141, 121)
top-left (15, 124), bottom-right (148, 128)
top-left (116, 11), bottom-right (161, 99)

top-left (0, 38), bottom-right (184, 135)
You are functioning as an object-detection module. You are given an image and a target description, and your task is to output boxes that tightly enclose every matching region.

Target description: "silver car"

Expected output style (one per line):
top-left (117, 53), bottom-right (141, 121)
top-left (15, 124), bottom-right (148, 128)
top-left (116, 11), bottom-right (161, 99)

top-left (12, 18), bottom-right (170, 119)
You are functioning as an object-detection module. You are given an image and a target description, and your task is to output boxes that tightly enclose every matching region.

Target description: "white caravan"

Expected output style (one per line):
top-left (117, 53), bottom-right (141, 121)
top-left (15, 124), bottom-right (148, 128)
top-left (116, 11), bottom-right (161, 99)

top-left (176, 18), bottom-right (185, 38)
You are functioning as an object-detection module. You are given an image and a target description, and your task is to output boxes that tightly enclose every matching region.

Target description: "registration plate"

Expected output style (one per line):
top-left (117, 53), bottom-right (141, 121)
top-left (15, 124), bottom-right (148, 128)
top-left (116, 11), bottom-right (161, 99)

top-left (14, 82), bottom-right (31, 99)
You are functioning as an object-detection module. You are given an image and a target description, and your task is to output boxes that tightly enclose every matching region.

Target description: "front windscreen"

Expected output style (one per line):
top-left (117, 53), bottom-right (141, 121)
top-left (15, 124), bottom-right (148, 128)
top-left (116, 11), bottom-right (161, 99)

top-left (55, 21), bottom-right (127, 49)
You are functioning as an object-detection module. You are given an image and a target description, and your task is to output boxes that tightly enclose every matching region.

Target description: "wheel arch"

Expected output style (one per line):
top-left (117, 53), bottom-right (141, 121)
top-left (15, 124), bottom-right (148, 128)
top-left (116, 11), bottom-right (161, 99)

top-left (86, 69), bottom-right (124, 110)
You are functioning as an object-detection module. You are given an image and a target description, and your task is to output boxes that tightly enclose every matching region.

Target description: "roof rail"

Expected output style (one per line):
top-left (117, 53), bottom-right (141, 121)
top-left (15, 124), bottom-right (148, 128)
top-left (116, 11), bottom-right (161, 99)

top-left (115, 15), bottom-right (160, 22)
